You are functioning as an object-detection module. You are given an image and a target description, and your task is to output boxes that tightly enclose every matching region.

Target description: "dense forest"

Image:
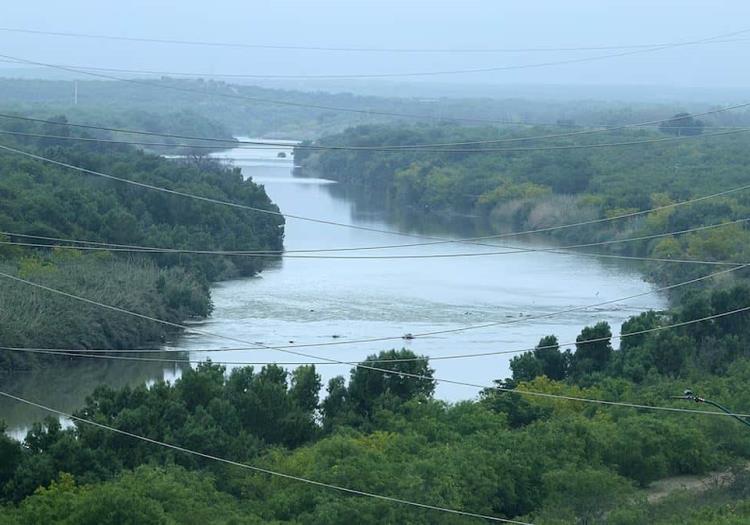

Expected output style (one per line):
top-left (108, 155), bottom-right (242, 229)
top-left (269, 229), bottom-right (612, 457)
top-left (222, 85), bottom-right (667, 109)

top-left (297, 120), bottom-right (750, 287)
top-left (3, 282), bottom-right (750, 524)
top-left (0, 116), bottom-right (284, 369)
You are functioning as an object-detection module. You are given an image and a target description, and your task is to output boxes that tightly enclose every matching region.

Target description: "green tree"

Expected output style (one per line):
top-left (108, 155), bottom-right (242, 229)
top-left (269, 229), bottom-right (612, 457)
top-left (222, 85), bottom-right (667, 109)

top-left (534, 335), bottom-right (568, 380)
top-left (290, 365), bottom-right (322, 413)
top-left (346, 349), bottom-right (435, 419)
top-left (321, 375), bottom-right (349, 428)
top-left (620, 310), bottom-right (661, 352)
top-left (571, 322), bottom-right (613, 376)
top-left (177, 361), bottom-right (226, 411)
top-left (0, 423), bottom-right (22, 492)
top-left (510, 352), bottom-right (543, 383)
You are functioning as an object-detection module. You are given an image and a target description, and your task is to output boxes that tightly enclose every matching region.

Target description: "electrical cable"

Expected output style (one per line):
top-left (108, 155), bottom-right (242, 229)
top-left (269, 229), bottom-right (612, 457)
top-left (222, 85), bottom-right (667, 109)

top-left (4, 303), bottom-right (749, 365)
top-left (2, 217), bottom-right (747, 260)
top-left (0, 266), bottom-right (750, 417)
top-left (2, 126), bottom-right (749, 153)
top-left (3, 100), bottom-right (750, 150)
top-left (3, 47), bottom-right (750, 127)
top-left (0, 50), bottom-right (578, 126)
top-left (0, 44), bottom-right (716, 80)
top-left (2, 141), bottom-right (750, 251)
top-left (2, 234), bottom-right (743, 267)
top-left (0, 254), bottom-right (748, 356)
top-left (1, 27), bottom-right (749, 79)
top-left (1, 25), bottom-right (748, 53)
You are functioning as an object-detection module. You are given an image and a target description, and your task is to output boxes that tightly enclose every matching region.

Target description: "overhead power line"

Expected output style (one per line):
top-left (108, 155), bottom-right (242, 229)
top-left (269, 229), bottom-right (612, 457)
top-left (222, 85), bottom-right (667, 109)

top-left (2, 126), bottom-right (749, 154)
top-left (2, 49), bottom-right (750, 128)
top-left (2, 140), bottom-right (750, 253)
top-left (0, 51), bottom-right (563, 126)
top-left (3, 217), bottom-right (747, 260)
top-left (2, 30), bottom-right (749, 79)
top-left (0, 264), bottom-right (744, 388)
top-left (1, 25), bottom-right (748, 53)
top-left (0, 391), bottom-right (531, 524)
top-left (2, 233), bottom-right (743, 267)
top-left (5, 303), bottom-right (750, 366)
top-left (0, 267), bottom-right (748, 418)
top-left (0, 272), bottom-right (679, 353)
top-left (3, 100), bottom-right (750, 151)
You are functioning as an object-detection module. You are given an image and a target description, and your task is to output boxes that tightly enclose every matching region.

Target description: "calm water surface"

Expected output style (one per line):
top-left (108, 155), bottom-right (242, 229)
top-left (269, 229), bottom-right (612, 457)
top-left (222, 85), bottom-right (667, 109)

top-left (2, 139), bottom-right (666, 435)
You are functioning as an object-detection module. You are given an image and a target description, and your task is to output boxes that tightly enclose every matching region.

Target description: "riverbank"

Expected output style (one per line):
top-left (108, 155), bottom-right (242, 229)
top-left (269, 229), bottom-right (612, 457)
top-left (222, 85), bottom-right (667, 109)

top-left (6, 140), bottom-right (750, 525)
top-left (0, 256), bottom-right (210, 371)
top-left (296, 123), bottom-right (750, 295)
top-left (1, 138), bottom-right (669, 430)
top-left (0, 128), bottom-right (285, 373)
top-left (164, 142), bottom-right (666, 402)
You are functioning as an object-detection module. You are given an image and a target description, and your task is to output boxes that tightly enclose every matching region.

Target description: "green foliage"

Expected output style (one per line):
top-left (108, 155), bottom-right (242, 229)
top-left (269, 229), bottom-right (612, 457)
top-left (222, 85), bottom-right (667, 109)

top-left (3, 78), bottom-right (741, 140)
top-left (510, 335), bottom-right (568, 383)
top-left (301, 122), bottom-right (750, 289)
top-left (620, 310), bottom-right (661, 351)
top-left (0, 255), bottom-right (212, 370)
top-left (0, 123), bottom-right (283, 281)
top-left (509, 352), bottom-right (544, 383)
top-left (343, 349), bottom-right (435, 421)
top-left (0, 467), bottom-right (262, 525)
top-left (2, 345), bottom-right (750, 523)
top-left (0, 121), bottom-right (284, 369)
top-left (5, 107), bottom-right (750, 523)
top-left (537, 466), bottom-right (636, 524)
top-left (571, 321), bottom-right (614, 377)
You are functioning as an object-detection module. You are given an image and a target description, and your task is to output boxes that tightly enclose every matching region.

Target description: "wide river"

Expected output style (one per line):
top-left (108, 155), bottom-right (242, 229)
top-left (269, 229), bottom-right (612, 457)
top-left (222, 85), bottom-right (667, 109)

top-left (2, 140), bottom-right (667, 436)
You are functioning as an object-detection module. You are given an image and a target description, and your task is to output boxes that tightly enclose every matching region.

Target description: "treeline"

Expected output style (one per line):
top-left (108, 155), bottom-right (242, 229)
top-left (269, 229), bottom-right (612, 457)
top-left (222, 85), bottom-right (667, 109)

top-left (0, 106), bottom-right (238, 155)
top-left (0, 117), bottom-right (283, 280)
top-left (507, 284), bottom-right (750, 386)
top-left (3, 282), bottom-right (750, 524)
top-left (298, 121), bottom-right (750, 285)
top-left (4, 78), bottom-right (747, 140)
top-left (0, 119), bottom-right (284, 369)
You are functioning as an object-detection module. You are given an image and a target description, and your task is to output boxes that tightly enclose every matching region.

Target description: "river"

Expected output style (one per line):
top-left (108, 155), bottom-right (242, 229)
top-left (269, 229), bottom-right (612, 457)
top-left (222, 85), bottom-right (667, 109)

top-left (1, 139), bottom-right (667, 436)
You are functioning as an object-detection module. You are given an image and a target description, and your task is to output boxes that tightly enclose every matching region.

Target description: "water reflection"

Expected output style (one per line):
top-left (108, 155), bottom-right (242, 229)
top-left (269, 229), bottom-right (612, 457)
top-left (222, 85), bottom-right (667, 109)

top-left (1, 357), bottom-right (187, 438)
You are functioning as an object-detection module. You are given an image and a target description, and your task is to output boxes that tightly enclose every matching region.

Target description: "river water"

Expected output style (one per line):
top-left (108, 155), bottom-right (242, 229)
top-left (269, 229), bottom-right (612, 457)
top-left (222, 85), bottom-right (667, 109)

top-left (2, 139), bottom-right (667, 436)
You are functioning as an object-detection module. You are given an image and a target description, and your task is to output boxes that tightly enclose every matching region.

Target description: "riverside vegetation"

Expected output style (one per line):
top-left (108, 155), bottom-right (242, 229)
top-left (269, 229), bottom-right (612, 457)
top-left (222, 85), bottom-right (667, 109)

top-left (0, 115), bottom-right (284, 370)
top-left (2, 115), bottom-right (750, 523)
top-left (296, 118), bottom-right (750, 287)
top-left (2, 326), bottom-right (750, 523)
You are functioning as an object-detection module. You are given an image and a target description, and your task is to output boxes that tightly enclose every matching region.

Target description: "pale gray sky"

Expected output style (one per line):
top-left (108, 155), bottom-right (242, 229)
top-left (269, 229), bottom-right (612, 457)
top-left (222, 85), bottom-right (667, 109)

top-left (1, 0), bottom-right (749, 88)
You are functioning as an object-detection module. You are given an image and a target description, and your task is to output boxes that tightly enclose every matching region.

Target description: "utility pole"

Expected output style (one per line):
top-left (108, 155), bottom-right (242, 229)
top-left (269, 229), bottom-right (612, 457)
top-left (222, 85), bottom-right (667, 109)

top-left (673, 389), bottom-right (750, 429)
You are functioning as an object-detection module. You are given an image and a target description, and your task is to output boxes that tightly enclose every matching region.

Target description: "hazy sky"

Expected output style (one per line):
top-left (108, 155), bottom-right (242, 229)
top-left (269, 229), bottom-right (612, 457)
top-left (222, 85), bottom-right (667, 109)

top-left (1, 0), bottom-right (749, 89)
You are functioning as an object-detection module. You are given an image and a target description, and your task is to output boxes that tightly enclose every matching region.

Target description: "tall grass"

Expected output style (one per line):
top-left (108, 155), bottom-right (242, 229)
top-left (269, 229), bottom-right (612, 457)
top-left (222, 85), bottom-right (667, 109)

top-left (0, 255), bottom-right (211, 370)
